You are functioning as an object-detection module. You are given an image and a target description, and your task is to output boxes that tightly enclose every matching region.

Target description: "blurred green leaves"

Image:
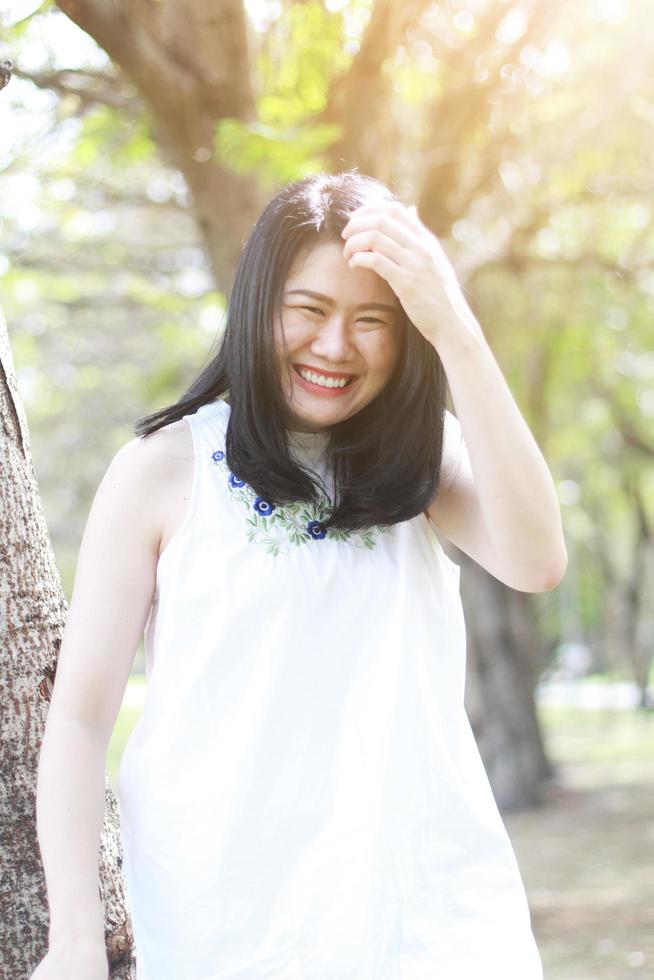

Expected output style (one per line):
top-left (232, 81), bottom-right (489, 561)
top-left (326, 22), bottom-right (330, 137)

top-left (75, 105), bottom-right (156, 167)
top-left (215, 118), bottom-right (341, 185)
top-left (256, 1), bottom-right (348, 126)
top-left (215, 0), bottom-right (346, 183)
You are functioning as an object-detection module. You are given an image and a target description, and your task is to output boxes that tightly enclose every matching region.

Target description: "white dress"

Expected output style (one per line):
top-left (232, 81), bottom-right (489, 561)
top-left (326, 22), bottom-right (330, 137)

top-left (117, 398), bottom-right (544, 980)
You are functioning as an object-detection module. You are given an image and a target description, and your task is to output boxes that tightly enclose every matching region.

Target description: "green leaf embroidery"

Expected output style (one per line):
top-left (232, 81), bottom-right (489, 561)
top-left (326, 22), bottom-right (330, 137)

top-left (211, 450), bottom-right (388, 554)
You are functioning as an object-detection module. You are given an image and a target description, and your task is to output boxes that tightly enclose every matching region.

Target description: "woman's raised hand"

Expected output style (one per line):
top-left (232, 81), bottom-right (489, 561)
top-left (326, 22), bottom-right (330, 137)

top-left (341, 201), bottom-right (479, 349)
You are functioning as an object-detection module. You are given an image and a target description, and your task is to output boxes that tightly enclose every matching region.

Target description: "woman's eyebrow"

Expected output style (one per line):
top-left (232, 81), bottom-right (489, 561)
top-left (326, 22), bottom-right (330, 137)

top-left (285, 289), bottom-right (399, 314)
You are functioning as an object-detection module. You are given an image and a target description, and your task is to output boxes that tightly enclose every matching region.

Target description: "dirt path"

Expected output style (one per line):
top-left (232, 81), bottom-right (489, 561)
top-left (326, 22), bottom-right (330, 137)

top-left (504, 708), bottom-right (654, 979)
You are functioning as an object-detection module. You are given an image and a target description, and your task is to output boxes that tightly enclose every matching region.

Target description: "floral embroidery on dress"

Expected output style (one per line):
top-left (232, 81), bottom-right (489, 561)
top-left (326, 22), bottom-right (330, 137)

top-left (210, 447), bottom-right (389, 556)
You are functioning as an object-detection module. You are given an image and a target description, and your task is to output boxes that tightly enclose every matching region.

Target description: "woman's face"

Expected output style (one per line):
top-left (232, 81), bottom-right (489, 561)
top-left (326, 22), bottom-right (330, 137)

top-left (274, 238), bottom-right (403, 433)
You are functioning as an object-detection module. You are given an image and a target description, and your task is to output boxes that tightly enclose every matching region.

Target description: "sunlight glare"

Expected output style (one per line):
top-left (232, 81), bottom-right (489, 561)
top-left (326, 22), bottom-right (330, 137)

top-left (587, 0), bottom-right (629, 25)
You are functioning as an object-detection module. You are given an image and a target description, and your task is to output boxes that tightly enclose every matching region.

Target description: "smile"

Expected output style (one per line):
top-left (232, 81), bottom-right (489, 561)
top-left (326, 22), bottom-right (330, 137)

top-left (294, 365), bottom-right (356, 389)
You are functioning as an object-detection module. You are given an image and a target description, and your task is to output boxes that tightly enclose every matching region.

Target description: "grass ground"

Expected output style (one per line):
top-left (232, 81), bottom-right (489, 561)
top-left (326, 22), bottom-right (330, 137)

top-left (108, 681), bottom-right (654, 979)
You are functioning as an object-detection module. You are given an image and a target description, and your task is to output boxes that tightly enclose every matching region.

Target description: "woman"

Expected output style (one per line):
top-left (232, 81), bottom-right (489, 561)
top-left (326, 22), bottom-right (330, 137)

top-left (33, 172), bottom-right (566, 979)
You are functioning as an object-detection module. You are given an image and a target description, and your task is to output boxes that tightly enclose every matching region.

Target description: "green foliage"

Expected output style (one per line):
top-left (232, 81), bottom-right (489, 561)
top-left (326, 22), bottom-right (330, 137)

top-left (75, 105), bottom-right (156, 167)
top-left (214, 0), bottom-right (347, 182)
top-left (256, 1), bottom-right (349, 126)
top-left (214, 118), bottom-right (342, 186)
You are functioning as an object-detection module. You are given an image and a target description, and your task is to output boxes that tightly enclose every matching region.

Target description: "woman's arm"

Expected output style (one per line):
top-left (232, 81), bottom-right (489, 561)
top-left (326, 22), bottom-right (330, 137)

top-left (426, 323), bottom-right (567, 592)
top-left (36, 432), bottom-right (167, 958)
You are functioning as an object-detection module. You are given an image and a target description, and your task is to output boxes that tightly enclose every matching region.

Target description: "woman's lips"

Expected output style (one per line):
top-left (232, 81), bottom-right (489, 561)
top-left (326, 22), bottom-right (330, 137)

top-left (292, 364), bottom-right (359, 397)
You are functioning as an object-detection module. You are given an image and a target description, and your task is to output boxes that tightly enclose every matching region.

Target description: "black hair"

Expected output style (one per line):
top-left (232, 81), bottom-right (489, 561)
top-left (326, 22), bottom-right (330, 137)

top-left (134, 171), bottom-right (447, 531)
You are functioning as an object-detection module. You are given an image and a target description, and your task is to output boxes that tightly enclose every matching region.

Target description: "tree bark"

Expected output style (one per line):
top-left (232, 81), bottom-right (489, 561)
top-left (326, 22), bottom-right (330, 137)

top-left (458, 547), bottom-right (556, 810)
top-left (0, 308), bottom-right (135, 977)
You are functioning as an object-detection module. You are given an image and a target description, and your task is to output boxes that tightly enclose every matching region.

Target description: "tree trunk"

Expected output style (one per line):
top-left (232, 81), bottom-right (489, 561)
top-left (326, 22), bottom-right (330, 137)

top-left (457, 548), bottom-right (556, 811)
top-left (623, 482), bottom-right (654, 711)
top-left (0, 309), bottom-right (135, 977)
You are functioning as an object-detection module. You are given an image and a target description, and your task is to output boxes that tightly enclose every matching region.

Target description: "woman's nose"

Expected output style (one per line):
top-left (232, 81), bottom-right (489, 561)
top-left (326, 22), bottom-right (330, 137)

top-left (310, 315), bottom-right (354, 362)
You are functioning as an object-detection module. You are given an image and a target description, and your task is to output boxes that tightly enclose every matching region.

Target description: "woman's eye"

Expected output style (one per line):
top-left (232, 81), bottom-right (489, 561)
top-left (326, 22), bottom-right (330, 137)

top-left (295, 306), bottom-right (389, 327)
top-left (357, 317), bottom-right (389, 327)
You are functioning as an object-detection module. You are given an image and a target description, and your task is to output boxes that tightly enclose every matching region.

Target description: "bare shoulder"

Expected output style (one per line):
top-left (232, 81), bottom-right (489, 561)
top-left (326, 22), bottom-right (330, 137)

top-left (118, 418), bottom-right (194, 557)
top-left (135, 416), bottom-right (193, 462)
top-left (116, 417), bottom-right (192, 480)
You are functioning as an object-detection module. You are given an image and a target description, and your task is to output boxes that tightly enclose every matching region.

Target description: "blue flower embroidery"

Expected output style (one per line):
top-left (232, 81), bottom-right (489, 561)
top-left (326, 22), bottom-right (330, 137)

top-left (209, 446), bottom-right (387, 555)
top-left (306, 520), bottom-right (327, 540)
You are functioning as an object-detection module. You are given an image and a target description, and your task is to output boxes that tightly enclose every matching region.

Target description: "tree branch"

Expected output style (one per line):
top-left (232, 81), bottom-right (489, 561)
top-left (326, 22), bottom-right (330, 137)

top-left (322, 0), bottom-right (432, 118)
top-left (418, 0), bottom-right (569, 232)
top-left (54, 0), bottom-right (262, 288)
top-left (321, 0), bottom-right (432, 175)
top-left (12, 65), bottom-right (137, 112)
top-left (56, 0), bottom-right (254, 123)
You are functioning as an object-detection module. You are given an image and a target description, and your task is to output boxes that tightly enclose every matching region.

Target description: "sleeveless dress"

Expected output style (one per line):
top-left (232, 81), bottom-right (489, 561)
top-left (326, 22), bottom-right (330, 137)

top-left (117, 398), bottom-right (544, 980)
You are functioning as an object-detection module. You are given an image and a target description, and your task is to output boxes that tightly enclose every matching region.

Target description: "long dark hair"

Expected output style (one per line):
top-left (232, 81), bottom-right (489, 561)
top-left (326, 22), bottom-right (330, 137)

top-left (135, 171), bottom-right (447, 531)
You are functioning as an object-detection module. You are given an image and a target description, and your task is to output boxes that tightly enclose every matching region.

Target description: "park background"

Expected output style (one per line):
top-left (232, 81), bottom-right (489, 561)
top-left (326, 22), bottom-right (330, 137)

top-left (1, 0), bottom-right (653, 977)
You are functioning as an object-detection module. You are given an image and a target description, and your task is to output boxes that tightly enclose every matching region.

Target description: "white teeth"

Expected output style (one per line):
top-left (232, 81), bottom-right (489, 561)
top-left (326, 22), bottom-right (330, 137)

top-left (297, 367), bottom-right (352, 389)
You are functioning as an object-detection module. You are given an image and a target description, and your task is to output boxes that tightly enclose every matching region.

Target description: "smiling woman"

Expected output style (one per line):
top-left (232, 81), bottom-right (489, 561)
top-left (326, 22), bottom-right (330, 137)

top-left (35, 172), bottom-right (549, 980)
